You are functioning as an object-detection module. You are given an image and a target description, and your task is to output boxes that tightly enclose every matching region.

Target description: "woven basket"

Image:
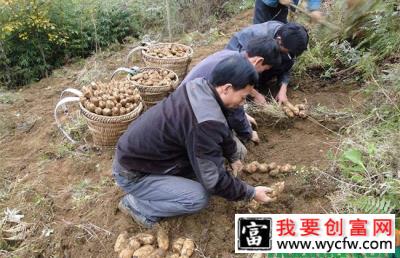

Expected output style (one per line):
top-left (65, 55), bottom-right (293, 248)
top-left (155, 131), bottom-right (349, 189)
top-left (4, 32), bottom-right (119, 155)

top-left (127, 43), bottom-right (193, 83)
top-left (79, 101), bottom-right (143, 147)
top-left (127, 67), bottom-right (179, 107)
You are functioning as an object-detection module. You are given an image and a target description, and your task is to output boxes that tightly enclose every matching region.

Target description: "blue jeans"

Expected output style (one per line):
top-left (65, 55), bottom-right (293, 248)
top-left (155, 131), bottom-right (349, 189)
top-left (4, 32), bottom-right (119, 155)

top-left (112, 136), bottom-right (246, 220)
top-left (112, 159), bottom-right (210, 220)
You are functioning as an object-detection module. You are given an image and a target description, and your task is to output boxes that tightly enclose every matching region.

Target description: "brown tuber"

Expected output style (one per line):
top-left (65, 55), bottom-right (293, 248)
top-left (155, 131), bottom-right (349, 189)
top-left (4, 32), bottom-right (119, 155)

top-left (180, 238), bottom-right (195, 257)
top-left (114, 231), bottom-right (129, 253)
top-left (157, 228), bottom-right (169, 251)
top-left (133, 245), bottom-right (155, 257)
top-left (172, 237), bottom-right (185, 253)
top-left (119, 248), bottom-right (134, 258)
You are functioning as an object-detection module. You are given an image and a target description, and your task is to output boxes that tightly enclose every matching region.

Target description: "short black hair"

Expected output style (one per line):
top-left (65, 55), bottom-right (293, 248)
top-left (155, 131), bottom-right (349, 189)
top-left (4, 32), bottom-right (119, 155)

top-left (246, 36), bottom-right (282, 67)
top-left (210, 54), bottom-right (258, 90)
top-left (276, 22), bottom-right (309, 57)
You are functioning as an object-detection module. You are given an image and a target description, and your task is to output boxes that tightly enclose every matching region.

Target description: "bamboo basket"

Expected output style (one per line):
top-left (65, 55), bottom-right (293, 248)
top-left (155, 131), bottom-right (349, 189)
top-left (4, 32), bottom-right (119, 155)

top-left (80, 102), bottom-right (143, 147)
top-left (55, 88), bottom-right (144, 148)
top-left (126, 67), bottom-right (179, 107)
top-left (126, 42), bottom-right (193, 83)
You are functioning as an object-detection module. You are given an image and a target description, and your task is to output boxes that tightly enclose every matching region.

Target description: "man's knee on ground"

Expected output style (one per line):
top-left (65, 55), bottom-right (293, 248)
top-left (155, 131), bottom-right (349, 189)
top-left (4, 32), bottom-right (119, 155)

top-left (182, 185), bottom-right (210, 213)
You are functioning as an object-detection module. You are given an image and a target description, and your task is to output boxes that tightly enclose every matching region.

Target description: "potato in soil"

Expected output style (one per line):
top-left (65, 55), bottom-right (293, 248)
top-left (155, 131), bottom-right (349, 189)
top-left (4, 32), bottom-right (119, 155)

top-left (133, 245), bottom-right (155, 257)
top-left (114, 231), bottom-right (129, 252)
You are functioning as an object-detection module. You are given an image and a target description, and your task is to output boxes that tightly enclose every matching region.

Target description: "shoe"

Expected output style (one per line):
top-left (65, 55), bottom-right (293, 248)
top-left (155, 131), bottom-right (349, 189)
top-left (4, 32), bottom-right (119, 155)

top-left (118, 196), bottom-right (157, 229)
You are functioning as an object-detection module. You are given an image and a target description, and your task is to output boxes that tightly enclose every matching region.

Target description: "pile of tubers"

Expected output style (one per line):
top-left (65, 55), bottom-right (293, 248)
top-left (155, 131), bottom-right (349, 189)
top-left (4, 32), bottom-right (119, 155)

top-left (243, 161), bottom-right (296, 176)
top-left (80, 81), bottom-right (141, 116)
top-left (130, 69), bottom-right (177, 88)
top-left (146, 44), bottom-right (190, 58)
top-left (114, 228), bottom-right (195, 258)
top-left (282, 101), bottom-right (307, 118)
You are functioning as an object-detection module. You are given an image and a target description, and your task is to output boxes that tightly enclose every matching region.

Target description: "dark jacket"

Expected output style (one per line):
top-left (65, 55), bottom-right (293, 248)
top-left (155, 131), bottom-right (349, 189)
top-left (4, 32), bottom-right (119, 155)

top-left (181, 50), bottom-right (253, 142)
top-left (226, 21), bottom-right (295, 86)
top-left (116, 78), bottom-right (255, 201)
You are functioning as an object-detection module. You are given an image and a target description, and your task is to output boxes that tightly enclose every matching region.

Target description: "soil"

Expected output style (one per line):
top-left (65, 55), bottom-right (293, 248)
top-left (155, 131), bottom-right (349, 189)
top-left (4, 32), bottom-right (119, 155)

top-left (0, 9), bottom-right (362, 258)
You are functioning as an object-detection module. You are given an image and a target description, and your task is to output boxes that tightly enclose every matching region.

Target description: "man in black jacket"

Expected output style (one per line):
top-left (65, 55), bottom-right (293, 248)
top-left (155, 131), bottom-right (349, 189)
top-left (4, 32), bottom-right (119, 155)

top-left (181, 37), bottom-right (281, 146)
top-left (113, 55), bottom-right (276, 228)
top-left (226, 21), bottom-right (308, 105)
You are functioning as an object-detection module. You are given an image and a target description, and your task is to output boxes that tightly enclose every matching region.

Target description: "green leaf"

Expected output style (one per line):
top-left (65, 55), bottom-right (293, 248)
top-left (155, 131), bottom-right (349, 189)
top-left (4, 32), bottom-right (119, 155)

top-left (342, 148), bottom-right (364, 167)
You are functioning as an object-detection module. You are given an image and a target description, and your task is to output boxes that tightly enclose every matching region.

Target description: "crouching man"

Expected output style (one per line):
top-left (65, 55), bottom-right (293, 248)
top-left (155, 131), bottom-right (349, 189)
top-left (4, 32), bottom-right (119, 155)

top-left (112, 55), bottom-right (276, 228)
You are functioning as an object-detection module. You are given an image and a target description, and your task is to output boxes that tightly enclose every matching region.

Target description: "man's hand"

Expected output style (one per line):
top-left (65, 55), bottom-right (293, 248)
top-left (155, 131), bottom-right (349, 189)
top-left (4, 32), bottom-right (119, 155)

top-left (275, 83), bottom-right (288, 105)
top-left (310, 10), bottom-right (323, 23)
top-left (279, 0), bottom-right (291, 6)
top-left (245, 113), bottom-right (257, 128)
top-left (230, 160), bottom-right (243, 177)
top-left (251, 130), bottom-right (260, 145)
top-left (254, 186), bottom-right (277, 203)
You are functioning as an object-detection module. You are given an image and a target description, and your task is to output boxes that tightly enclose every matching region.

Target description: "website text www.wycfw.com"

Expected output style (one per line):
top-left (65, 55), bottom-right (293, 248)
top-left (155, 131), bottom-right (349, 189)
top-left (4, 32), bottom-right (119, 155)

top-left (276, 237), bottom-right (393, 253)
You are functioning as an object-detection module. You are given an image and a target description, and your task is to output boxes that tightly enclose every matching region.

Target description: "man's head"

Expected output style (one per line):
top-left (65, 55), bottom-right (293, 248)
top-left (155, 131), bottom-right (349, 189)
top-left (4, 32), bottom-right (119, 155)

top-left (210, 55), bottom-right (258, 109)
top-left (275, 22), bottom-right (309, 57)
top-left (245, 36), bottom-right (282, 73)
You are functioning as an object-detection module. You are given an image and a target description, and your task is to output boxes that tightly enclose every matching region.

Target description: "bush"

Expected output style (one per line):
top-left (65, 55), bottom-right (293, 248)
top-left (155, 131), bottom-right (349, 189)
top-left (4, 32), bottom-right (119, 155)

top-left (0, 0), bottom-right (144, 88)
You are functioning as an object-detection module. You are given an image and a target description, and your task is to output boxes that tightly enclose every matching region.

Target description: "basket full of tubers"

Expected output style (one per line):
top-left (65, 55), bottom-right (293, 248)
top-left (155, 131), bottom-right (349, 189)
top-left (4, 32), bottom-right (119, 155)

top-left (113, 66), bottom-right (179, 107)
top-left (55, 80), bottom-right (144, 147)
top-left (126, 42), bottom-right (193, 82)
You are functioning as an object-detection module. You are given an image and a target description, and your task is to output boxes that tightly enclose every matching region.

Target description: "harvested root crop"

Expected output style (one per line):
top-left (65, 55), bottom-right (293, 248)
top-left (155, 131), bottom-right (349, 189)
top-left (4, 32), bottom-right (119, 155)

top-left (282, 101), bottom-right (308, 119)
top-left (114, 230), bottom-right (195, 258)
top-left (146, 44), bottom-right (190, 58)
top-left (243, 161), bottom-right (296, 176)
top-left (130, 68), bottom-right (177, 88)
top-left (133, 245), bottom-right (155, 257)
top-left (80, 81), bottom-right (141, 116)
top-left (114, 231), bottom-right (129, 253)
top-left (268, 181), bottom-right (285, 198)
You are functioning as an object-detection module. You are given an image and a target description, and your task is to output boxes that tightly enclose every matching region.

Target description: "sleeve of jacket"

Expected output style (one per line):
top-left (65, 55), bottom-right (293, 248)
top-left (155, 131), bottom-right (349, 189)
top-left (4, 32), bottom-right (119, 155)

top-left (187, 120), bottom-right (255, 201)
top-left (226, 107), bottom-right (252, 142)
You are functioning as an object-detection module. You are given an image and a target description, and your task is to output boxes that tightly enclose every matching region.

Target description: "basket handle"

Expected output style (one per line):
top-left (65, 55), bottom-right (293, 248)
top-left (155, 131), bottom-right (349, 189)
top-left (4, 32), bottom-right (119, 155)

top-left (126, 46), bottom-right (149, 64)
top-left (54, 88), bottom-right (82, 144)
top-left (110, 66), bottom-right (141, 80)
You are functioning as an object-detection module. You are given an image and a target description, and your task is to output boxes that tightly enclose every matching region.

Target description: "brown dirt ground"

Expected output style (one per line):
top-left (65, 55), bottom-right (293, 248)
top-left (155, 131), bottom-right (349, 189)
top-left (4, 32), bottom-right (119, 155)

top-left (0, 9), bottom-right (362, 258)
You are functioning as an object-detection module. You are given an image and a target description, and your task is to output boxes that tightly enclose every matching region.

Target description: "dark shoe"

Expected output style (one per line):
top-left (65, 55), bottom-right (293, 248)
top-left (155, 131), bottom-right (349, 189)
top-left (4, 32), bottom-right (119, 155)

top-left (118, 196), bottom-right (157, 228)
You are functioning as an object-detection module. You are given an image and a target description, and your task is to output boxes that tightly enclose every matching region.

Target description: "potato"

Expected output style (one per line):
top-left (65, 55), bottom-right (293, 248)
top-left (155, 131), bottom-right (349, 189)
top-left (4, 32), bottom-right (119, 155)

top-left (296, 104), bottom-right (306, 110)
top-left (106, 100), bottom-right (114, 109)
top-left (114, 231), bottom-right (129, 253)
top-left (99, 100), bottom-right (106, 109)
top-left (298, 110), bottom-right (307, 118)
top-left (87, 103), bottom-right (96, 113)
top-left (112, 107), bottom-right (120, 116)
top-left (135, 233), bottom-right (155, 245)
top-left (102, 108), bottom-right (112, 116)
top-left (172, 237), bottom-right (185, 253)
top-left (133, 245), bottom-right (155, 257)
top-left (244, 161), bottom-right (259, 173)
top-left (180, 239), bottom-right (195, 257)
top-left (120, 99), bottom-right (127, 107)
top-left (283, 106), bottom-right (294, 118)
top-left (148, 248), bottom-right (166, 258)
top-left (119, 248), bottom-right (134, 258)
top-left (95, 107), bottom-right (103, 115)
top-left (90, 97), bottom-right (99, 107)
top-left (120, 107), bottom-right (127, 115)
top-left (166, 254), bottom-right (180, 258)
top-left (128, 237), bottom-right (141, 251)
top-left (270, 181), bottom-right (285, 197)
top-left (269, 168), bottom-right (280, 177)
top-left (279, 164), bottom-right (293, 173)
top-left (284, 101), bottom-right (300, 115)
top-left (267, 162), bottom-right (277, 171)
top-left (157, 228), bottom-right (169, 251)
top-left (258, 163), bottom-right (269, 173)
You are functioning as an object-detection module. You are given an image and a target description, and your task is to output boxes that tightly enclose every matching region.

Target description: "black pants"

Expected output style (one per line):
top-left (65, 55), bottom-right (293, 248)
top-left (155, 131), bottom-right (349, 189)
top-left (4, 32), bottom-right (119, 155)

top-left (253, 0), bottom-right (289, 24)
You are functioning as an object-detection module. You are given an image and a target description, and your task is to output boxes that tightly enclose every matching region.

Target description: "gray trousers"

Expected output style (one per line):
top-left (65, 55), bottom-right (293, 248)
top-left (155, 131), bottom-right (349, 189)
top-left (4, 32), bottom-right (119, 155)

top-left (112, 137), bottom-right (247, 220)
